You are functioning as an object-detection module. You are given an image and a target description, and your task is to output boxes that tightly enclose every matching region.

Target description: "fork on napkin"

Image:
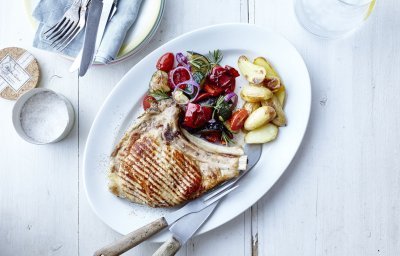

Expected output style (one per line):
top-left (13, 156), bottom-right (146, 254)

top-left (32, 0), bottom-right (143, 65)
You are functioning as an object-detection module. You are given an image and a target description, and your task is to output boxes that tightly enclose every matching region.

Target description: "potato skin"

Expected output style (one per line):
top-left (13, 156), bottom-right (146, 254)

top-left (245, 123), bottom-right (279, 144)
top-left (244, 106), bottom-right (276, 131)
top-left (240, 84), bottom-right (273, 102)
top-left (262, 95), bottom-right (287, 127)
top-left (243, 102), bottom-right (261, 114)
top-left (238, 55), bottom-right (266, 84)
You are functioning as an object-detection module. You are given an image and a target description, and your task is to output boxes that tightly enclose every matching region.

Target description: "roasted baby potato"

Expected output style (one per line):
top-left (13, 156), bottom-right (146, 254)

top-left (245, 123), bottom-right (279, 144)
top-left (274, 85), bottom-right (286, 106)
top-left (242, 102), bottom-right (261, 114)
top-left (244, 106), bottom-right (276, 131)
top-left (238, 56), bottom-right (266, 84)
top-left (254, 57), bottom-right (281, 91)
top-left (254, 57), bottom-right (279, 77)
top-left (262, 95), bottom-right (287, 127)
top-left (240, 84), bottom-right (273, 102)
top-left (149, 70), bottom-right (170, 92)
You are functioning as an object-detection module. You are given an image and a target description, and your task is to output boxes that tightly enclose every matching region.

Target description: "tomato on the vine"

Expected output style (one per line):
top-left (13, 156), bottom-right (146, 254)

top-left (156, 53), bottom-right (175, 72)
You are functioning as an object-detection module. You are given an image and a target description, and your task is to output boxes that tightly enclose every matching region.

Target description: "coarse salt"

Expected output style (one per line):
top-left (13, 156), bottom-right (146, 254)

top-left (20, 91), bottom-right (69, 143)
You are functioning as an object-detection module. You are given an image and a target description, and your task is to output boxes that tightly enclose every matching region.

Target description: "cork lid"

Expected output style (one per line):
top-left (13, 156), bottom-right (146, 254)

top-left (0, 47), bottom-right (40, 100)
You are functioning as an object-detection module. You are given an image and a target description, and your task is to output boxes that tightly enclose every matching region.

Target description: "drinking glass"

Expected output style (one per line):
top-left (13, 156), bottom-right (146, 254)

top-left (294, 0), bottom-right (376, 39)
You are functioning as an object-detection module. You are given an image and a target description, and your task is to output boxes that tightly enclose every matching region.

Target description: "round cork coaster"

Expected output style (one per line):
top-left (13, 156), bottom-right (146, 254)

top-left (0, 47), bottom-right (40, 100)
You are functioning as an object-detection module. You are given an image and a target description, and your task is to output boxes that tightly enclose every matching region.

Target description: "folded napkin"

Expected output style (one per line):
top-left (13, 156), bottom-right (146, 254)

top-left (32, 0), bottom-right (143, 64)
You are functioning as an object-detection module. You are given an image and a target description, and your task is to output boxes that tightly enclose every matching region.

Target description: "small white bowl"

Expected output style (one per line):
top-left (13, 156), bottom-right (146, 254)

top-left (12, 88), bottom-right (75, 144)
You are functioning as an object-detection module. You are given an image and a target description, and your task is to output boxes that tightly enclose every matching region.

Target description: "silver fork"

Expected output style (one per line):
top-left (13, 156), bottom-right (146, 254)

top-left (92, 182), bottom-right (240, 256)
top-left (43, 0), bottom-right (82, 48)
top-left (92, 144), bottom-right (262, 256)
top-left (55, 0), bottom-right (91, 51)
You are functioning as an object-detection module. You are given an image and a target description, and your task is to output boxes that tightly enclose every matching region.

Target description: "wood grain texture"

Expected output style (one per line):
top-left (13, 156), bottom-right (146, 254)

top-left (153, 236), bottom-right (181, 256)
top-left (94, 217), bottom-right (168, 256)
top-left (0, 0), bottom-right (399, 256)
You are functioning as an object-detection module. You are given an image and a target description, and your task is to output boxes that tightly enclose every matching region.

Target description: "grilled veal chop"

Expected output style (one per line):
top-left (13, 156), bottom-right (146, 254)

top-left (108, 100), bottom-right (247, 207)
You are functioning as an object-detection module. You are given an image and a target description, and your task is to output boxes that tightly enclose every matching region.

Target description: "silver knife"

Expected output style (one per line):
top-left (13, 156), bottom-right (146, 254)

top-left (73, 0), bottom-right (114, 76)
top-left (152, 202), bottom-right (218, 256)
top-left (93, 184), bottom-right (239, 256)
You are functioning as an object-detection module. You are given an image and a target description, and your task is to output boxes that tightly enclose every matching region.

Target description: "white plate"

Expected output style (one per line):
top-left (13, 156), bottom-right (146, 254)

top-left (24, 0), bottom-right (165, 63)
top-left (83, 23), bottom-right (311, 241)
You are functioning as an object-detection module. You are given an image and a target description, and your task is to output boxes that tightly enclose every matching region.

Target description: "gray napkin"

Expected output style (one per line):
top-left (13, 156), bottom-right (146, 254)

top-left (32, 0), bottom-right (143, 64)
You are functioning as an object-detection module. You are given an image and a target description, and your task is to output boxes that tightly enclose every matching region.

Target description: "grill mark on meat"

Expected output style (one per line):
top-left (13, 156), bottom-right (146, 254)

top-left (125, 137), bottom-right (196, 205)
top-left (128, 153), bottom-right (182, 206)
top-left (142, 138), bottom-right (201, 191)
top-left (140, 136), bottom-right (200, 187)
top-left (108, 102), bottom-right (244, 207)
top-left (137, 138), bottom-right (201, 204)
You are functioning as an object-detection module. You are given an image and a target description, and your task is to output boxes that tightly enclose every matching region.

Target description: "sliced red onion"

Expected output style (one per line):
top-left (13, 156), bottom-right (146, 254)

top-left (176, 52), bottom-right (190, 70)
top-left (175, 80), bottom-right (200, 102)
top-left (168, 66), bottom-right (192, 88)
top-left (224, 92), bottom-right (238, 110)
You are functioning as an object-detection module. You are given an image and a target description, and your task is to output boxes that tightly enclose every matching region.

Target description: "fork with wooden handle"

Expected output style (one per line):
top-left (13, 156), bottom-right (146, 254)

top-left (93, 184), bottom-right (239, 256)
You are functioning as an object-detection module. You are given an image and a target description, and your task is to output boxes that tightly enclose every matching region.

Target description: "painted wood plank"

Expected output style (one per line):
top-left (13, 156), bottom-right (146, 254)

top-left (0, 1), bottom-right (79, 255)
top-left (77, 0), bottom-right (248, 255)
top-left (254, 0), bottom-right (400, 255)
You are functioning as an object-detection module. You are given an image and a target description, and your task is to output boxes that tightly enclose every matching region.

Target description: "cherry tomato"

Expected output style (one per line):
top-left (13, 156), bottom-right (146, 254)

top-left (202, 131), bottom-right (222, 143)
top-left (142, 94), bottom-right (155, 110)
top-left (228, 109), bottom-right (249, 131)
top-left (204, 83), bottom-right (224, 96)
top-left (182, 103), bottom-right (213, 128)
top-left (156, 53), bottom-right (175, 72)
top-left (225, 65), bottom-right (240, 77)
top-left (168, 68), bottom-right (191, 89)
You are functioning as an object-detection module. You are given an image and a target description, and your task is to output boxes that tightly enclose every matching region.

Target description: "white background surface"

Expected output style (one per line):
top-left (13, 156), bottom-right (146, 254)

top-left (0, 0), bottom-right (399, 255)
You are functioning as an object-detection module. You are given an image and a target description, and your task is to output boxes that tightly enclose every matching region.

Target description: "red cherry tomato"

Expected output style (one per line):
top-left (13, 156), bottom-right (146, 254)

top-left (228, 109), bottom-right (249, 131)
top-left (142, 94), bottom-right (155, 110)
top-left (168, 68), bottom-right (191, 89)
top-left (182, 103), bottom-right (213, 128)
top-left (156, 53), bottom-right (175, 72)
top-left (204, 83), bottom-right (224, 97)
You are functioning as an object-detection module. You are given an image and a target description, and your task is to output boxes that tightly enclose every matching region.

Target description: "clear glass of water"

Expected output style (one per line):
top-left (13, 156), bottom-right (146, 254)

top-left (294, 0), bottom-right (376, 39)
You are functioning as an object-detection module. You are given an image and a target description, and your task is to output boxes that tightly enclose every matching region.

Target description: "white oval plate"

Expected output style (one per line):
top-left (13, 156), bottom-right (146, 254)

top-left (83, 23), bottom-right (311, 241)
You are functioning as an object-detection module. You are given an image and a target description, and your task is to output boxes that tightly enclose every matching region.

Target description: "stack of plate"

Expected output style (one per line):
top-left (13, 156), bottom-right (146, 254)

top-left (24, 0), bottom-right (166, 63)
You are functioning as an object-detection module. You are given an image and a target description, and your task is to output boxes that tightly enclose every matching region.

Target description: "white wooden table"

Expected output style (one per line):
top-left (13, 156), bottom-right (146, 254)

top-left (1, 0), bottom-right (399, 255)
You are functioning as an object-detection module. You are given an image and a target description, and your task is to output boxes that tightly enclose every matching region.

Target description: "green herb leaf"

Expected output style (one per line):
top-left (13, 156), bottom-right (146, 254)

top-left (207, 49), bottom-right (223, 66)
top-left (149, 90), bottom-right (170, 101)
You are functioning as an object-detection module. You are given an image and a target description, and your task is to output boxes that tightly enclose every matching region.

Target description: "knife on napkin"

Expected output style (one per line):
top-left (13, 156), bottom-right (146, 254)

top-left (69, 0), bottom-right (115, 75)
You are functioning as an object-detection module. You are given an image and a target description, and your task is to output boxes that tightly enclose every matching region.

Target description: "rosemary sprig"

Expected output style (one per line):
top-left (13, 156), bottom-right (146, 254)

top-left (187, 49), bottom-right (224, 75)
top-left (148, 90), bottom-right (170, 101)
top-left (207, 49), bottom-right (223, 66)
top-left (221, 130), bottom-right (234, 145)
top-left (211, 95), bottom-right (225, 119)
